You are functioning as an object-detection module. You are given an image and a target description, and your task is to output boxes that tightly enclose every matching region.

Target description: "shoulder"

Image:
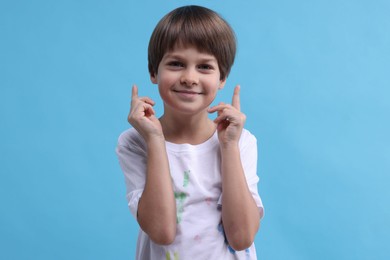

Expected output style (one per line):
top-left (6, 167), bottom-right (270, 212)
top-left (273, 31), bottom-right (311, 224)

top-left (239, 128), bottom-right (257, 147)
top-left (117, 128), bottom-right (146, 152)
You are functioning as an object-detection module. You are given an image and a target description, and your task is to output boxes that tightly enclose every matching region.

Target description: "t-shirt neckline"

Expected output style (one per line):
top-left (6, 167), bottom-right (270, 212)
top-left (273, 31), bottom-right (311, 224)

top-left (165, 130), bottom-right (219, 152)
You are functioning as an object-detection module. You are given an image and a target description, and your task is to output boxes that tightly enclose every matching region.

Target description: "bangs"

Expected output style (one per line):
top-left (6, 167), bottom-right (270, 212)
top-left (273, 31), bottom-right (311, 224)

top-left (164, 11), bottom-right (220, 55)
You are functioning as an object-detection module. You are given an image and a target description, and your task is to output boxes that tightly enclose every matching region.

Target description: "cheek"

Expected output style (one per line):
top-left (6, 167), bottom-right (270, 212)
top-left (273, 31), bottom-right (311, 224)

top-left (212, 79), bottom-right (223, 91)
top-left (158, 71), bottom-right (177, 84)
top-left (205, 84), bottom-right (220, 99)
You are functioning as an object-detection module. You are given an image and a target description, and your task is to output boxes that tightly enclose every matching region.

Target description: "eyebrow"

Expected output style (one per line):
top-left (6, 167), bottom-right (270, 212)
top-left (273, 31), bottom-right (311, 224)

top-left (164, 54), bottom-right (217, 63)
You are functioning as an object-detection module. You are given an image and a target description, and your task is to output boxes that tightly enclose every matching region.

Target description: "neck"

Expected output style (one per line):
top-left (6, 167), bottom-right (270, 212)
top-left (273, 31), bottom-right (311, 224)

top-left (160, 111), bottom-right (216, 145)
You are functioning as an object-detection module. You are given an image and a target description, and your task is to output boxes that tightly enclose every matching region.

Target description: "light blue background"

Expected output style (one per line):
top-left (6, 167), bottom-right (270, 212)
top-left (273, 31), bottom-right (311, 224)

top-left (1, 0), bottom-right (389, 259)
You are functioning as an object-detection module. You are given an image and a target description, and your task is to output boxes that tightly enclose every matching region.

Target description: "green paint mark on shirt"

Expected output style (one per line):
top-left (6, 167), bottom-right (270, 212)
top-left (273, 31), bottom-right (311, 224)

top-left (183, 170), bottom-right (190, 187)
top-left (165, 251), bottom-right (179, 260)
top-left (174, 192), bottom-right (187, 223)
top-left (175, 192), bottom-right (187, 201)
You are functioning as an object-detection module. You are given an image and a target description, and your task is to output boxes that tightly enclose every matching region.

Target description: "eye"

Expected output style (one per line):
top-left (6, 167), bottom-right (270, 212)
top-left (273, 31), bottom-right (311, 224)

top-left (167, 61), bottom-right (184, 67)
top-left (197, 64), bottom-right (213, 70)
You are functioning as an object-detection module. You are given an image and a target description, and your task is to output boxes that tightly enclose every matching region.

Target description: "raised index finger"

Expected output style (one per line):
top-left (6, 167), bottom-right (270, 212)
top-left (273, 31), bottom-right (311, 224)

top-left (132, 84), bottom-right (138, 99)
top-left (232, 85), bottom-right (241, 111)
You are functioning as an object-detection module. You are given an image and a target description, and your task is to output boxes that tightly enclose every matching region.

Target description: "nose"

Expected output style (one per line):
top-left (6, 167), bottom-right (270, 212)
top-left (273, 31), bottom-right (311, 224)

top-left (180, 68), bottom-right (199, 87)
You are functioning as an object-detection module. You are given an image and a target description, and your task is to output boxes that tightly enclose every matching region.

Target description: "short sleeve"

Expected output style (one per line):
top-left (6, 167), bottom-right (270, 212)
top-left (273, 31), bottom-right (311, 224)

top-left (239, 130), bottom-right (264, 219)
top-left (116, 129), bottom-right (147, 219)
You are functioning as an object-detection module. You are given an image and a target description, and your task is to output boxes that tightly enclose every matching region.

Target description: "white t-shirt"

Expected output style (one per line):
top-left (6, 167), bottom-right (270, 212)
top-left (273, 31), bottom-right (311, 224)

top-left (116, 128), bottom-right (264, 260)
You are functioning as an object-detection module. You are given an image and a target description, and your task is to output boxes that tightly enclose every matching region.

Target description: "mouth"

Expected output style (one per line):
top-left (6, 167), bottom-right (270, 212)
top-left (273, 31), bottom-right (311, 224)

top-left (173, 90), bottom-right (202, 95)
top-left (172, 89), bottom-right (203, 100)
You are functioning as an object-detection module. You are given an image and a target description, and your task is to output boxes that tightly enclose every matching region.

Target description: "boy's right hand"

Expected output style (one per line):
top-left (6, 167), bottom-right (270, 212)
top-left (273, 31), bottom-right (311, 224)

top-left (127, 85), bottom-right (164, 141)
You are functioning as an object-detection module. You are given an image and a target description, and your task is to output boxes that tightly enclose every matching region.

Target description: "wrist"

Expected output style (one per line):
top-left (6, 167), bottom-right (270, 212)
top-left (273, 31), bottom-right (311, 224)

top-left (145, 134), bottom-right (166, 147)
top-left (220, 141), bottom-right (240, 152)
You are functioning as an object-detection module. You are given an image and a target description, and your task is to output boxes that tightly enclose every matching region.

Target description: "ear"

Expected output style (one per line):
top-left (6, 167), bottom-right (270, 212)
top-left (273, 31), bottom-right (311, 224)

top-left (218, 77), bottom-right (227, 89)
top-left (150, 72), bottom-right (158, 84)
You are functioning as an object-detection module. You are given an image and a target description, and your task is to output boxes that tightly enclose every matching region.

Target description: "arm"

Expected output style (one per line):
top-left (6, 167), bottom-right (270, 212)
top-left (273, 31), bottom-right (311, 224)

top-left (220, 142), bottom-right (260, 251)
top-left (128, 85), bottom-right (176, 245)
top-left (208, 85), bottom-right (260, 251)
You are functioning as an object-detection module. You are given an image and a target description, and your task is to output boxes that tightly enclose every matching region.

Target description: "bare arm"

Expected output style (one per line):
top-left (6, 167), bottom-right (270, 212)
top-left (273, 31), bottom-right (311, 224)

top-left (128, 85), bottom-right (176, 245)
top-left (220, 143), bottom-right (260, 251)
top-left (208, 85), bottom-right (260, 251)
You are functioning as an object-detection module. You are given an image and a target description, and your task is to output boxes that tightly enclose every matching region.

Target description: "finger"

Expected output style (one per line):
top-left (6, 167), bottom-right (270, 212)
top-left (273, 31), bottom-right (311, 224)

top-left (131, 102), bottom-right (155, 118)
top-left (143, 103), bottom-right (156, 117)
top-left (216, 102), bottom-right (226, 117)
top-left (213, 108), bottom-right (232, 123)
top-left (132, 85), bottom-right (155, 104)
top-left (208, 102), bottom-right (227, 113)
top-left (139, 97), bottom-right (155, 106)
top-left (232, 85), bottom-right (241, 111)
top-left (132, 85), bottom-right (138, 99)
top-left (213, 113), bottom-right (230, 124)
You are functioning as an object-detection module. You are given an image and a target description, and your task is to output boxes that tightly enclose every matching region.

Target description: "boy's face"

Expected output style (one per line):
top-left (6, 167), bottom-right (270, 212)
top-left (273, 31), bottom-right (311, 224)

top-left (151, 45), bottom-right (226, 116)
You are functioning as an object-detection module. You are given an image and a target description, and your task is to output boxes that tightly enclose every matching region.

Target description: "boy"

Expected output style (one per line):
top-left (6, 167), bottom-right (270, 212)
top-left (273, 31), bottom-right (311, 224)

top-left (116, 5), bottom-right (264, 259)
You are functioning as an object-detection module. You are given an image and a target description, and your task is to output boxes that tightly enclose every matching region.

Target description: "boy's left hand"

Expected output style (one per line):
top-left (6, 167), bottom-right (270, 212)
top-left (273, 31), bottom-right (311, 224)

top-left (208, 85), bottom-right (246, 146)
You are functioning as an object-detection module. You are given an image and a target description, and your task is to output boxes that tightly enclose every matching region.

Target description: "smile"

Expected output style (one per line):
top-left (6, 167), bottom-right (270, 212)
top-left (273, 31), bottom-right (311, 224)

top-left (173, 89), bottom-right (202, 100)
top-left (173, 90), bottom-right (201, 95)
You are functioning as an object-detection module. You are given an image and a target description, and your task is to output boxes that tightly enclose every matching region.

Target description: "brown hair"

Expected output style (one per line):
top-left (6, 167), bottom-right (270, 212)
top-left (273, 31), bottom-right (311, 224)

top-left (148, 5), bottom-right (236, 80)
